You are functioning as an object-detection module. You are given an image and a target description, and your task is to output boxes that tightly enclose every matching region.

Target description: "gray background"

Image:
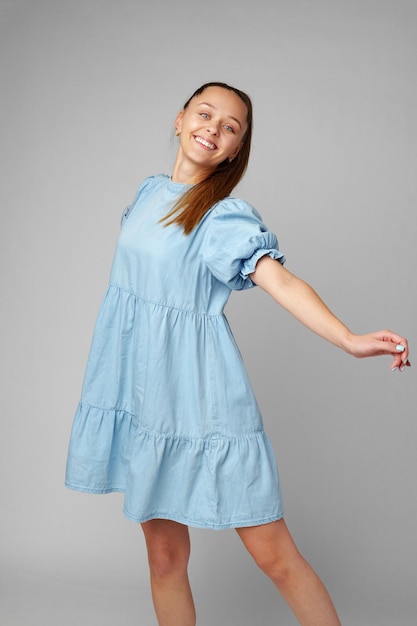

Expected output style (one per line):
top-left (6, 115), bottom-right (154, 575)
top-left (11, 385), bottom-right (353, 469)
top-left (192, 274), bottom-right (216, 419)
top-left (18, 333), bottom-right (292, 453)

top-left (1, 0), bottom-right (416, 624)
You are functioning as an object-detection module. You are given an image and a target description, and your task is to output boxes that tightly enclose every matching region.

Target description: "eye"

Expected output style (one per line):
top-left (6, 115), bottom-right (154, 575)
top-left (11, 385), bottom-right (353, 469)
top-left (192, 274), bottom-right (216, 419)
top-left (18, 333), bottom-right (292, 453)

top-left (224, 124), bottom-right (235, 133)
top-left (200, 112), bottom-right (209, 119)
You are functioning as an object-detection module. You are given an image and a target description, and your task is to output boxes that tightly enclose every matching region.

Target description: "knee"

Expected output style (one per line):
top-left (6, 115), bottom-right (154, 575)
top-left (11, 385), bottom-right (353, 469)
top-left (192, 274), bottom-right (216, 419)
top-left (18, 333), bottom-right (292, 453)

top-left (237, 520), bottom-right (303, 588)
top-left (147, 539), bottom-right (190, 580)
top-left (148, 543), bottom-right (190, 579)
top-left (142, 520), bottom-right (191, 580)
top-left (252, 550), bottom-right (291, 584)
top-left (248, 543), bottom-right (304, 588)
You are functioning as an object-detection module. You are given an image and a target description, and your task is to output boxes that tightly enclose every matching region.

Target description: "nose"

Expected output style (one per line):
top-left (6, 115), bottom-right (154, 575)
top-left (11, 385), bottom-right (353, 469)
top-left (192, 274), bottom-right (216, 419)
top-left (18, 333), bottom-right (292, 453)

top-left (206, 119), bottom-right (220, 135)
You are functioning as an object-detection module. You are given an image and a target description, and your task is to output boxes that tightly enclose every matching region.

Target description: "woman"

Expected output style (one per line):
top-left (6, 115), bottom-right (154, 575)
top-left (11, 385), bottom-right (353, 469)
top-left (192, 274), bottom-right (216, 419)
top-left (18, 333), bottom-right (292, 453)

top-left (66, 82), bottom-right (410, 625)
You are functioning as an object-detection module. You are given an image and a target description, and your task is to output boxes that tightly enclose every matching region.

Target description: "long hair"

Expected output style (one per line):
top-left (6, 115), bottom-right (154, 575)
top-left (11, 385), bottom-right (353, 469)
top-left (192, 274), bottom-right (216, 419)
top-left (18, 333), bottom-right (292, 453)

top-left (161, 82), bottom-right (253, 234)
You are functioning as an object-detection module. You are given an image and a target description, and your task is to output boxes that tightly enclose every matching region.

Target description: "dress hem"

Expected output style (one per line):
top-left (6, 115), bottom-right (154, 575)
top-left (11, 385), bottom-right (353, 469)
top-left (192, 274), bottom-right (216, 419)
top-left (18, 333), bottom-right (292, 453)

top-left (123, 508), bottom-right (284, 530)
top-left (64, 482), bottom-right (284, 529)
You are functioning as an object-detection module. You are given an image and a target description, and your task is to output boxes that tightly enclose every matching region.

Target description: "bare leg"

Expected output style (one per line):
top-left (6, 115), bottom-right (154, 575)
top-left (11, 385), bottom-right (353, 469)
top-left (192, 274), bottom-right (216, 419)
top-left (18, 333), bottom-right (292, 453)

top-left (236, 519), bottom-right (341, 626)
top-left (141, 519), bottom-right (196, 626)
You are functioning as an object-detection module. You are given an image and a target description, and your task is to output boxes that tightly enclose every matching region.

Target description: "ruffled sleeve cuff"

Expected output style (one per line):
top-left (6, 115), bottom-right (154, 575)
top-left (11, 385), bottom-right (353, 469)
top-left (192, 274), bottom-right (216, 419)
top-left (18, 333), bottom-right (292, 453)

top-left (240, 242), bottom-right (286, 286)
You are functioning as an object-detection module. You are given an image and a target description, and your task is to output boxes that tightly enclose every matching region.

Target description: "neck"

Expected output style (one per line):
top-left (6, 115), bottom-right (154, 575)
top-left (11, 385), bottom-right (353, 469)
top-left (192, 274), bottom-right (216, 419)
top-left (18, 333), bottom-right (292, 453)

top-left (171, 149), bottom-right (214, 185)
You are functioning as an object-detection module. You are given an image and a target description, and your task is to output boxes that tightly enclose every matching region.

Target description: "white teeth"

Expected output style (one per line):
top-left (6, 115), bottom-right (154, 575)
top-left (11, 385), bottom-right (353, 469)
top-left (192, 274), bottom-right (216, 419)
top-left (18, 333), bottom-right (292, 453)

top-left (195, 136), bottom-right (216, 150)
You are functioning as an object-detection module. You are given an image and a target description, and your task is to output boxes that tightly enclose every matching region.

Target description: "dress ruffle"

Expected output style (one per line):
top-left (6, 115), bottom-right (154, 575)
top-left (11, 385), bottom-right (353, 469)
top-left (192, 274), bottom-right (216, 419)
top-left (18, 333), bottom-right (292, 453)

top-left (66, 402), bottom-right (283, 529)
top-left (65, 403), bottom-right (137, 493)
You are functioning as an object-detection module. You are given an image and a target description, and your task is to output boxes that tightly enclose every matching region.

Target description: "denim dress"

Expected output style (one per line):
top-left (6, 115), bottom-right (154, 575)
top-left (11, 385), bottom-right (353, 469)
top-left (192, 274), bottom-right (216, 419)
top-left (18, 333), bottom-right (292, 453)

top-left (65, 174), bottom-right (286, 529)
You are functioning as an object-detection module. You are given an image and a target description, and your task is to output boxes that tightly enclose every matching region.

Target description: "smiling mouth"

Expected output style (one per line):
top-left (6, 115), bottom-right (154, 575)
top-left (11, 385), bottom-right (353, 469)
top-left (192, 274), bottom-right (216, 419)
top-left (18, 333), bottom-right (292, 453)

top-left (194, 136), bottom-right (217, 151)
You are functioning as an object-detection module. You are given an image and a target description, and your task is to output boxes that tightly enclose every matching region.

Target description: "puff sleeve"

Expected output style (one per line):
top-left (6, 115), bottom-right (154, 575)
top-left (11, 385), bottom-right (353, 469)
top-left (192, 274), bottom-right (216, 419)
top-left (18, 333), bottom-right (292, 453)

top-left (202, 198), bottom-right (286, 290)
top-left (121, 176), bottom-right (157, 226)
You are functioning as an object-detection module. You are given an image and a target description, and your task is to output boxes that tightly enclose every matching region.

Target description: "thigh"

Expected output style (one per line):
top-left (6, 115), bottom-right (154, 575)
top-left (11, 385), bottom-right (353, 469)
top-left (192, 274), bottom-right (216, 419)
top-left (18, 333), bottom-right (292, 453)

top-left (141, 519), bottom-right (191, 555)
top-left (236, 518), bottom-right (301, 565)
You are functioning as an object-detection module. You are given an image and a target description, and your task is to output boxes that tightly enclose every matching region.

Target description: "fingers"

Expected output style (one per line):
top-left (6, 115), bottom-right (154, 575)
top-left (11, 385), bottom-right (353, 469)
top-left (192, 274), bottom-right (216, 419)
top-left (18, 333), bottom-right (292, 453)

top-left (391, 359), bottom-right (411, 373)
top-left (388, 338), bottom-right (410, 373)
top-left (368, 330), bottom-right (410, 372)
top-left (391, 340), bottom-right (411, 372)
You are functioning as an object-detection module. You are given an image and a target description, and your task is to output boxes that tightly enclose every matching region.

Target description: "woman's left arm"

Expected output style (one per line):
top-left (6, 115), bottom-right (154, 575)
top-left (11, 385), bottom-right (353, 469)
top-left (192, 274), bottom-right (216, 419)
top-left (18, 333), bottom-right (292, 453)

top-left (250, 255), bottom-right (410, 371)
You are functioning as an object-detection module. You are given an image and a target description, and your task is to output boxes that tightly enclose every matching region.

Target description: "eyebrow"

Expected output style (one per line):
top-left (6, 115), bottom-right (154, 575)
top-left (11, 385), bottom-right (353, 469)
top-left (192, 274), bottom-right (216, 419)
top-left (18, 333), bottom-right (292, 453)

top-left (198, 102), bottom-right (243, 129)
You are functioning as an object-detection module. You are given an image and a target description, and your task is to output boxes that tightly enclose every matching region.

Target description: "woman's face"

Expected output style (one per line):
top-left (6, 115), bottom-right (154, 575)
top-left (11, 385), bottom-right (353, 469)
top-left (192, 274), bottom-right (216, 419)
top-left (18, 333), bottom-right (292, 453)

top-left (175, 86), bottom-right (248, 179)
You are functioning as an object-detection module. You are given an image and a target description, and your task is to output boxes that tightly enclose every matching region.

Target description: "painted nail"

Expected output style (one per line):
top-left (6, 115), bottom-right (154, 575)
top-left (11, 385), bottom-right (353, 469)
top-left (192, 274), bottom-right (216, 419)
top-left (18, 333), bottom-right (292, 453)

top-left (391, 367), bottom-right (398, 372)
top-left (395, 345), bottom-right (405, 352)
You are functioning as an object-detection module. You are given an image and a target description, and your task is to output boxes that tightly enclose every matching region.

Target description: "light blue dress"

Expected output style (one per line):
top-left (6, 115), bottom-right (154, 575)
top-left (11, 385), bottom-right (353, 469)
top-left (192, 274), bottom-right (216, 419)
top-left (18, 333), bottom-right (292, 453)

top-left (65, 174), bottom-right (286, 529)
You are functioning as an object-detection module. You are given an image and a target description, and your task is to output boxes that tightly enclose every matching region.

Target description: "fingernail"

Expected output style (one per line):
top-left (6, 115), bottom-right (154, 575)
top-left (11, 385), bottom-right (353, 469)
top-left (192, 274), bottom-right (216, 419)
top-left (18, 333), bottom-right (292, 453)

top-left (396, 345), bottom-right (405, 352)
top-left (391, 367), bottom-right (398, 372)
top-left (400, 366), bottom-right (405, 372)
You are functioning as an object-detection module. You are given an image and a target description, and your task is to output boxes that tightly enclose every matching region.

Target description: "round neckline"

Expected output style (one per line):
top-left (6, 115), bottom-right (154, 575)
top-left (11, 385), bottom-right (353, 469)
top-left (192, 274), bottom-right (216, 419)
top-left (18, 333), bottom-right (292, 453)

top-left (166, 175), bottom-right (194, 193)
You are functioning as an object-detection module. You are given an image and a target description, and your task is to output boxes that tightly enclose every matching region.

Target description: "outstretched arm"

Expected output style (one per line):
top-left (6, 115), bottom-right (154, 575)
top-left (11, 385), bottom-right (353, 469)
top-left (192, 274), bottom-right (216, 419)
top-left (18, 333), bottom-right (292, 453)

top-left (249, 255), bottom-right (410, 372)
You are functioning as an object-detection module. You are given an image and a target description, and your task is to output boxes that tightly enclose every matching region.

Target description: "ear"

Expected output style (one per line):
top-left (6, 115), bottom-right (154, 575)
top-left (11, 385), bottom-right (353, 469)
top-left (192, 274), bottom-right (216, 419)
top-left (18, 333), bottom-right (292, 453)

top-left (175, 111), bottom-right (184, 135)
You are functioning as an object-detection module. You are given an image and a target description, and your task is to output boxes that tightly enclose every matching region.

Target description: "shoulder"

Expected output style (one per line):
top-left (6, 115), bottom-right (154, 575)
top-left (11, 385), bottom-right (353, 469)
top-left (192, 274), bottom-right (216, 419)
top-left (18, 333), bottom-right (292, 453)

top-left (129, 173), bottom-right (170, 206)
top-left (122, 174), bottom-right (169, 222)
top-left (136, 173), bottom-right (170, 196)
top-left (204, 196), bottom-right (265, 229)
top-left (212, 196), bottom-right (261, 217)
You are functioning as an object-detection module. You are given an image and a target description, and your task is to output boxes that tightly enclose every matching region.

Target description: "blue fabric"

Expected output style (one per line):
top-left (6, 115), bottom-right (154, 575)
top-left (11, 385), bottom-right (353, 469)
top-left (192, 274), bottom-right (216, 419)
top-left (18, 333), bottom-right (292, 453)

top-left (65, 174), bottom-right (286, 529)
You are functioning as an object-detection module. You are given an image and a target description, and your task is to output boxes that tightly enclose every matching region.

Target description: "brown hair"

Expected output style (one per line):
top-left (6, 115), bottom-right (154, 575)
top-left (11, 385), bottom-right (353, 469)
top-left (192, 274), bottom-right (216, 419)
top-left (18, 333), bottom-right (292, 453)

top-left (161, 82), bottom-right (253, 234)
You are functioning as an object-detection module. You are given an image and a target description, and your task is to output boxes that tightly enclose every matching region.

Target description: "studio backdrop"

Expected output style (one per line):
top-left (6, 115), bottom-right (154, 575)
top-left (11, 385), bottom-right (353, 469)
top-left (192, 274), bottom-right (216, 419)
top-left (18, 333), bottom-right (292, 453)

top-left (1, 1), bottom-right (416, 625)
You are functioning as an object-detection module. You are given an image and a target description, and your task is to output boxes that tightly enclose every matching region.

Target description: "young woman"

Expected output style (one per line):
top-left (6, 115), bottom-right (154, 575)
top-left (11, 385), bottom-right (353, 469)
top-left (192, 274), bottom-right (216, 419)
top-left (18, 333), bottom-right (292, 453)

top-left (66, 82), bottom-right (410, 625)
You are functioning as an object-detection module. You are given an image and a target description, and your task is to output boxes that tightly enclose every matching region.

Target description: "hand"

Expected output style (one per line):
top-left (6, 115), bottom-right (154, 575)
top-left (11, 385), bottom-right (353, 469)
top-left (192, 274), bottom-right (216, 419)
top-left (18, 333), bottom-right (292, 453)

top-left (347, 330), bottom-right (410, 372)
